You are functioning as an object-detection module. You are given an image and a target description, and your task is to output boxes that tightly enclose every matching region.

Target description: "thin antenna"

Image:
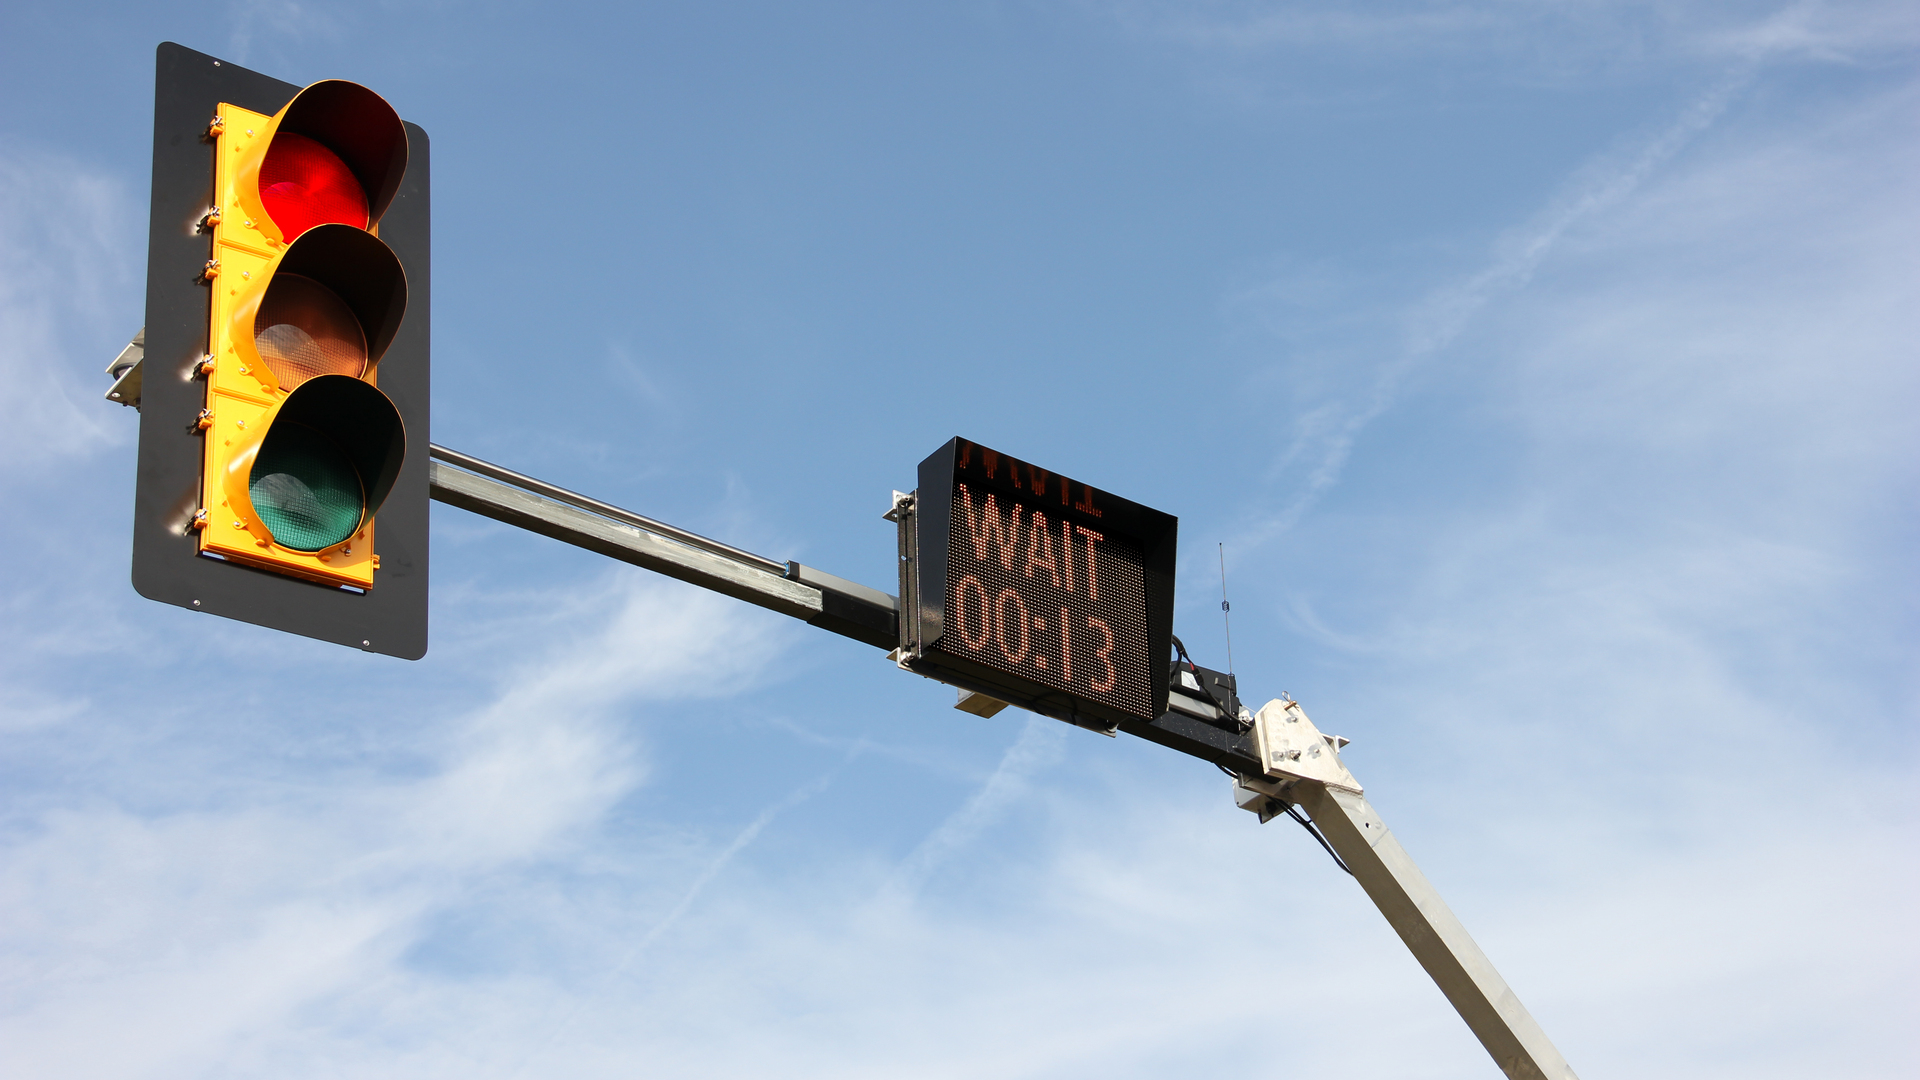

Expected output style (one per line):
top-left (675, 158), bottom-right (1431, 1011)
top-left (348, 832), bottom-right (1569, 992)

top-left (1219, 543), bottom-right (1235, 675)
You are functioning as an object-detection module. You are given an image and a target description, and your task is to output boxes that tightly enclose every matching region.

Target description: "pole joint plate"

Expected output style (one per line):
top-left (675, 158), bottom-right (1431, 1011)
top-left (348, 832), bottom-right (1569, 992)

top-left (1251, 697), bottom-right (1362, 793)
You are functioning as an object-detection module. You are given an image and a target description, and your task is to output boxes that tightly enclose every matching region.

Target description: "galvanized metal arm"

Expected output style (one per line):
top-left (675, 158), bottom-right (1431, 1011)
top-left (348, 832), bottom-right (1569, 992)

top-left (426, 444), bottom-right (1264, 770)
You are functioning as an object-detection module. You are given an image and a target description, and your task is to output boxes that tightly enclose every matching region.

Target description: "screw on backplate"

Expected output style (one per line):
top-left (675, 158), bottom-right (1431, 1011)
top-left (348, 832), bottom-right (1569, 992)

top-left (192, 599), bottom-right (202, 607)
top-left (361, 640), bottom-right (371, 648)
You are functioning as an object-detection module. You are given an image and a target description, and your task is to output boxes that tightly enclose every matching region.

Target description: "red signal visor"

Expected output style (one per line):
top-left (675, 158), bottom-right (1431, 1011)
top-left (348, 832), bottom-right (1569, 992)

top-left (233, 79), bottom-right (407, 247)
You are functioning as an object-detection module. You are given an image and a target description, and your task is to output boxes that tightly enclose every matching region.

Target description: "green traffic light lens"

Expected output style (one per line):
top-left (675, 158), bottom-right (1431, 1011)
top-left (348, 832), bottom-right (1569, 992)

top-left (249, 423), bottom-right (364, 551)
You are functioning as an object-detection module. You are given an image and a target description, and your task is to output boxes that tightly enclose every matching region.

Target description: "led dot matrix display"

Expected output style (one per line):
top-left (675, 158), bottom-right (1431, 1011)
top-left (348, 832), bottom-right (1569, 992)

top-left (901, 438), bottom-right (1177, 729)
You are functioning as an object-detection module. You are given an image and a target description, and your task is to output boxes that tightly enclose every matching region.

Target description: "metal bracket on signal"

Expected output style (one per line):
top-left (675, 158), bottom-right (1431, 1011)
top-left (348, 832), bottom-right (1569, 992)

top-left (1250, 697), bottom-right (1361, 794)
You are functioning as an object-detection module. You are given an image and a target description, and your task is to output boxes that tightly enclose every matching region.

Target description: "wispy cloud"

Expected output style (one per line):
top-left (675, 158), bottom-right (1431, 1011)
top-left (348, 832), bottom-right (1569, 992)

top-left (502, 766), bottom-right (841, 1079)
top-left (1236, 68), bottom-right (1748, 546)
top-left (0, 572), bottom-right (789, 1079)
top-left (1088, 0), bottom-right (1920, 67)
top-left (223, 0), bottom-right (347, 67)
top-left (0, 151), bottom-right (136, 470)
top-left (876, 713), bottom-right (1068, 906)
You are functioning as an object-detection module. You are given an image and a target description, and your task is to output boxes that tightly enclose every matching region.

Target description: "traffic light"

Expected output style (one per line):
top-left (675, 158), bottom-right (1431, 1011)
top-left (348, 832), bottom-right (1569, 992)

top-left (199, 80), bottom-right (409, 589)
top-left (130, 43), bottom-right (430, 657)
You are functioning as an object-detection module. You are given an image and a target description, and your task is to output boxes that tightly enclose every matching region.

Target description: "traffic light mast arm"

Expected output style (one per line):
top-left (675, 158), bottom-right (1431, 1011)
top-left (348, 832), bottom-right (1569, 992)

top-left (426, 447), bottom-right (821, 621)
top-left (424, 444), bottom-right (1267, 773)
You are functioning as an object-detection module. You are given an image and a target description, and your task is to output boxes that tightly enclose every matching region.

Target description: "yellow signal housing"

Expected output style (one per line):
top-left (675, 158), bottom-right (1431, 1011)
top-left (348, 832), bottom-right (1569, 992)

top-left (199, 89), bottom-right (409, 589)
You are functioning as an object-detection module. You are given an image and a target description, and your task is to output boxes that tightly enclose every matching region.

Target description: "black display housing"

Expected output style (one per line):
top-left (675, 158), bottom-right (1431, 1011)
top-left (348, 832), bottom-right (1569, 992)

top-left (899, 437), bottom-right (1176, 732)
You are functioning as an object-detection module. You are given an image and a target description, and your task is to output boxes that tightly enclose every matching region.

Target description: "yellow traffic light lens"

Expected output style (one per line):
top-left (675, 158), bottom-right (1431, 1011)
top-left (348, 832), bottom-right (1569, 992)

top-left (259, 131), bottom-right (370, 239)
top-left (254, 273), bottom-right (368, 389)
top-left (249, 423), bottom-right (365, 552)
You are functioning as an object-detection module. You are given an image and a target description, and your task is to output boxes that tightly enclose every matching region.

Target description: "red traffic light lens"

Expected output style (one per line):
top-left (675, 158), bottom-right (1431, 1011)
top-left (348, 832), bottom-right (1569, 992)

top-left (259, 132), bottom-right (369, 239)
top-left (254, 274), bottom-right (368, 389)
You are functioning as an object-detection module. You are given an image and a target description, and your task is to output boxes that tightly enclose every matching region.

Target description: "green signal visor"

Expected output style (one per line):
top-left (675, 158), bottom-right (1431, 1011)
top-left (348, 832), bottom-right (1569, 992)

top-left (238, 374), bottom-right (406, 552)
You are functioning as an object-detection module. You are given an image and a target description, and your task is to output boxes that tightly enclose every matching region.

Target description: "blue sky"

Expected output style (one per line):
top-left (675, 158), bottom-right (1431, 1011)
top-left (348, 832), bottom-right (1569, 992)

top-left (2, 2), bottom-right (1916, 1077)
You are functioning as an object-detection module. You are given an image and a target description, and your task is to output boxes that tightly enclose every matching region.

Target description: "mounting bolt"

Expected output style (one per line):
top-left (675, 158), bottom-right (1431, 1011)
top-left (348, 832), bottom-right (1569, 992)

top-left (201, 259), bottom-right (220, 282)
top-left (206, 115), bottom-right (225, 137)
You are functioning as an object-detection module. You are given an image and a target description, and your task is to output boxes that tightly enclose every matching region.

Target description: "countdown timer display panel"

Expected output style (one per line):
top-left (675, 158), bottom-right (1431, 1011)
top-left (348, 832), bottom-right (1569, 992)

top-left (902, 438), bottom-right (1176, 729)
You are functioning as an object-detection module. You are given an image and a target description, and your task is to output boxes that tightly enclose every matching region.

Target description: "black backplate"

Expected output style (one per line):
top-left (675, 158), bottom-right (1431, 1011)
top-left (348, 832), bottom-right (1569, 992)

top-left (131, 42), bottom-right (430, 659)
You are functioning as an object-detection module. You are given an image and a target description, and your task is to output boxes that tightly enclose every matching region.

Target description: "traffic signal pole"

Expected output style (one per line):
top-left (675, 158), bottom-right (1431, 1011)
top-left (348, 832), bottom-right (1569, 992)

top-left (1292, 782), bottom-right (1578, 1080)
top-left (422, 444), bottom-right (1580, 1080)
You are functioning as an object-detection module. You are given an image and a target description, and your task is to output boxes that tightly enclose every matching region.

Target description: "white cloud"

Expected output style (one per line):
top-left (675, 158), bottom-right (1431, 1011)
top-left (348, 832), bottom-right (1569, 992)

top-left (0, 572), bottom-right (790, 1080)
top-left (0, 150), bottom-right (136, 470)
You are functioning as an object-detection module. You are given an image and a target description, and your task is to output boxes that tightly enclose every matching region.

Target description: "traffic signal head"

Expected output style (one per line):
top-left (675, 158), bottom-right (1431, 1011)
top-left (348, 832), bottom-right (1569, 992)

top-left (131, 44), bottom-right (430, 656)
top-left (200, 91), bottom-right (411, 590)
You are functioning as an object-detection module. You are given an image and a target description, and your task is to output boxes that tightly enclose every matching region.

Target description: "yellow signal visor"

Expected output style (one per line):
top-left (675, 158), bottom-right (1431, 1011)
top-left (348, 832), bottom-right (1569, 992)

top-left (230, 80), bottom-right (408, 248)
top-left (227, 223), bottom-right (408, 398)
top-left (212, 375), bottom-right (406, 587)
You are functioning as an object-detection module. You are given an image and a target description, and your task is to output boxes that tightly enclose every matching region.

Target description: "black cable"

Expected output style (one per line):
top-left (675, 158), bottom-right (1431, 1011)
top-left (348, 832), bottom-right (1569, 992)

top-left (1284, 803), bottom-right (1354, 876)
top-left (1170, 635), bottom-right (1247, 732)
top-left (1222, 764), bottom-right (1355, 877)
